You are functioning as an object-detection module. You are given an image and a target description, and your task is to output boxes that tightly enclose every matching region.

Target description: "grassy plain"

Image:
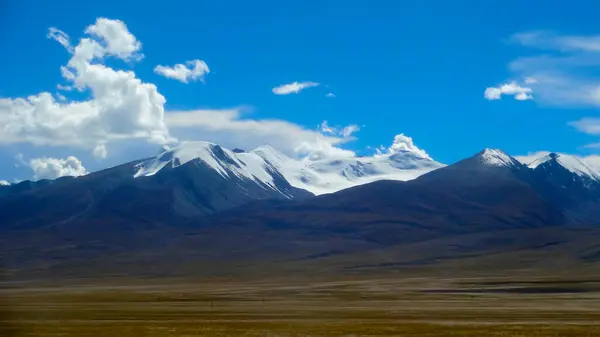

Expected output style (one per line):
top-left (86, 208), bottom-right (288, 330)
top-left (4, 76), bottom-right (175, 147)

top-left (2, 276), bottom-right (600, 336)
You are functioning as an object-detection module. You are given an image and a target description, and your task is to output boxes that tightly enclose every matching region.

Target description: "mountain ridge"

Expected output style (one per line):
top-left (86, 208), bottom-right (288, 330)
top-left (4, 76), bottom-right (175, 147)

top-left (3, 145), bottom-right (600, 280)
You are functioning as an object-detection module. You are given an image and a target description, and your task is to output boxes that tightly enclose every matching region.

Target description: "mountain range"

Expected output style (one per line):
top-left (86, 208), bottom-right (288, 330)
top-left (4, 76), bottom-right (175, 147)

top-left (2, 142), bottom-right (600, 279)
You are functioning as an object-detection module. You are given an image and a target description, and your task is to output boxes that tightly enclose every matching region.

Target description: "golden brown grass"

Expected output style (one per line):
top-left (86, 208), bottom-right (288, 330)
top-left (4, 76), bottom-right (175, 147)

top-left (3, 277), bottom-right (600, 336)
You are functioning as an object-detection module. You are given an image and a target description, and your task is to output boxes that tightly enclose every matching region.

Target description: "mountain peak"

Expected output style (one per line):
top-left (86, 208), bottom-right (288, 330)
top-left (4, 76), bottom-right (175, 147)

top-left (251, 144), bottom-right (290, 165)
top-left (477, 148), bottom-right (520, 167)
top-left (530, 153), bottom-right (600, 180)
top-left (252, 143), bottom-right (278, 154)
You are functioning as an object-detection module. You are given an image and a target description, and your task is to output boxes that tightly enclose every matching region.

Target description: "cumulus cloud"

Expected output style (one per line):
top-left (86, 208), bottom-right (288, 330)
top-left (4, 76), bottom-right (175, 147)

top-left (154, 59), bottom-right (210, 83)
top-left (165, 108), bottom-right (356, 159)
top-left (380, 134), bottom-right (431, 159)
top-left (2, 17), bottom-right (374, 168)
top-left (0, 18), bottom-right (172, 158)
top-left (326, 92), bottom-right (336, 98)
top-left (29, 156), bottom-right (88, 180)
top-left (484, 81), bottom-right (533, 101)
top-left (84, 18), bottom-right (143, 60)
top-left (272, 81), bottom-right (319, 95)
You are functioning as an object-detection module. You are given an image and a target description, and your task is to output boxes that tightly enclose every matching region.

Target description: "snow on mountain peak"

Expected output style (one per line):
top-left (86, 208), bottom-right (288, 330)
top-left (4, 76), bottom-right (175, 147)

top-left (134, 135), bottom-right (443, 196)
top-left (134, 141), bottom-right (290, 194)
top-left (529, 153), bottom-right (600, 180)
top-left (478, 148), bottom-right (520, 167)
top-left (0, 180), bottom-right (10, 186)
top-left (251, 144), bottom-right (291, 167)
top-left (387, 134), bottom-right (431, 159)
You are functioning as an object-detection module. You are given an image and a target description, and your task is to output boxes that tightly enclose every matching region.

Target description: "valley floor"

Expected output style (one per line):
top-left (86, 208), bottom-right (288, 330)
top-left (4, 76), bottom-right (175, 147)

top-left (3, 276), bottom-right (600, 336)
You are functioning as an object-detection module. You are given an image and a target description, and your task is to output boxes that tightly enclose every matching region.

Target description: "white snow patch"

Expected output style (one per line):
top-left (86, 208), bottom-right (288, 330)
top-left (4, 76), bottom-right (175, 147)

top-left (136, 141), bottom-right (444, 196)
top-left (529, 153), bottom-right (600, 180)
top-left (134, 141), bottom-right (286, 193)
top-left (479, 148), bottom-right (519, 167)
top-left (0, 180), bottom-right (9, 186)
top-left (253, 144), bottom-right (443, 195)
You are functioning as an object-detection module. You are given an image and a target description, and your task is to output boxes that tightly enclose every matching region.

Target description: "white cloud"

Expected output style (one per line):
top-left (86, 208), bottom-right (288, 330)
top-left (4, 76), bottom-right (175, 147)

top-left (47, 27), bottom-right (73, 52)
top-left (93, 143), bottom-right (108, 159)
top-left (154, 59), bottom-right (210, 83)
top-left (499, 30), bottom-right (600, 107)
top-left (56, 84), bottom-right (73, 91)
top-left (326, 92), bottom-right (336, 98)
top-left (568, 118), bottom-right (600, 135)
top-left (165, 108), bottom-right (355, 159)
top-left (524, 77), bottom-right (538, 84)
top-left (382, 134), bottom-right (431, 159)
top-left (0, 18), bottom-right (172, 157)
top-left (499, 31), bottom-right (600, 148)
top-left (484, 81), bottom-right (533, 101)
top-left (318, 120), bottom-right (360, 139)
top-left (512, 31), bottom-right (600, 53)
top-left (84, 18), bottom-right (143, 60)
top-left (2, 17), bottom-right (373, 169)
top-left (29, 156), bottom-right (88, 180)
top-left (15, 153), bottom-right (27, 167)
top-left (272, 81), bottom-right (319, 95)
top-left (0, 180), bottom-right (9, 186)
top-left (583, 142), bottom-right (600, 149)
top-left (318, 120), bottom-right (336, 135)
top-left (341, 125), bottom-right (360, 138)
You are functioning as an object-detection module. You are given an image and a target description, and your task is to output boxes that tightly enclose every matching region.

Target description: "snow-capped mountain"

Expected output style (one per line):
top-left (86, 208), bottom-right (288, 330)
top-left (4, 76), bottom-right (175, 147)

top-left (438, 148), bottom-right (531, 180)
top-left (5, 145), bottom-right (600, 232)
top-left (253, 134), bottom-right (443, 194)
top-left (134, 141), bottom-right (297, 197)
top-left (478, 148), bottom-right (523, 168)
top-left (137, 136), bottom-right (445, 195)
top-left (528, 153), bottom-right (600, 181)
top-left (525, 153), bottom-right (600, 224)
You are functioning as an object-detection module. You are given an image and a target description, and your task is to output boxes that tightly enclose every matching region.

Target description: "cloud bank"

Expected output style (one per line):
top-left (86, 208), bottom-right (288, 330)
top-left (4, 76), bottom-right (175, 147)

top-left (0, 18), bottom-right (171, 159)
top-left (165, 108), bottom-right (356, 159)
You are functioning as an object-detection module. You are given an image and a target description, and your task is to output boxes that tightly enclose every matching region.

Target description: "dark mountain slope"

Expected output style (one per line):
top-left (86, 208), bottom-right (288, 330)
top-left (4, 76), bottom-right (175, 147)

top-left (203, 149), bottom-right (563, 243)
top-left (0, 147), bottom-right (311, 229)
top-left (2, 148), bottom-right (599, 281)
top-left (528, 153), bottom-right (600, 225)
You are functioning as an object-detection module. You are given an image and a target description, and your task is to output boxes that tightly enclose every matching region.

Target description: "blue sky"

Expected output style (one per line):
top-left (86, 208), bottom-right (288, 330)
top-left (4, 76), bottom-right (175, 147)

top-left (2, 0), bottom-right (600, 181)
